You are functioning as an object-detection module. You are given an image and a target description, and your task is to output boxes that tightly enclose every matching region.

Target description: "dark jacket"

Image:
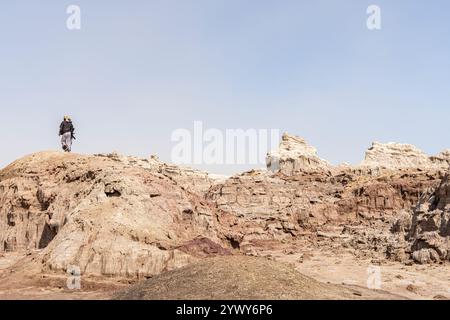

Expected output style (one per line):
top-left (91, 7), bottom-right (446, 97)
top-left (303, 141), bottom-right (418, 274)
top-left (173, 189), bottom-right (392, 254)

top-left (59, 120), bottom-right (75, 136)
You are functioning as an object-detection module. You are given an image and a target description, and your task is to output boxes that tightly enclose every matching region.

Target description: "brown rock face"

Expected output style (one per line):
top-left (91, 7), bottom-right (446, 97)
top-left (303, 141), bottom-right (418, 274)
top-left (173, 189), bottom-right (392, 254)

top-left (434, 174), bottom-right (450, 210)
top-left (205, 167), bottom-right (442, 254)
top-left (393, 175), bottom-right (450, 264)
top-left (206, 135), bottom-right (447, 260)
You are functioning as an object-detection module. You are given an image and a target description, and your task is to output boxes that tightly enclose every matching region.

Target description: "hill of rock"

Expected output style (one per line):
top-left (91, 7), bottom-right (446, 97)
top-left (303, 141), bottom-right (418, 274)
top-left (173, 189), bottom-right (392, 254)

top-left (0, 151), bottom-right (230, 278)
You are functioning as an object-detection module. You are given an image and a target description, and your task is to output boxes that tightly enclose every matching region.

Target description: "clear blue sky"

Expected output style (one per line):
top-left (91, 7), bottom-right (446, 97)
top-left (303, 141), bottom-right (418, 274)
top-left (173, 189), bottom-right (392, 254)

top-left (1, 1), bottom-right (449, 174)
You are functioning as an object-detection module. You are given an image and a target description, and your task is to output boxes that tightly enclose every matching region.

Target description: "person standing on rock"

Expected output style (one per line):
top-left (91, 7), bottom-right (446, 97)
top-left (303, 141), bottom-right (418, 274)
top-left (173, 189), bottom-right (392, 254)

top-left (59, 116), bottom-right (75, 152)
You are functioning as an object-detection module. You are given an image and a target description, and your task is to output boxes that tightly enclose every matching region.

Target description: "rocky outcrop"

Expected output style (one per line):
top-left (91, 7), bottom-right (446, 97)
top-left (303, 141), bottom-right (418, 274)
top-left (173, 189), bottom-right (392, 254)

top-left (361, 142), bottom-right (431, 169)
top-left (392, 174), bottom-right (450, 264)
top-left (430, 150), bottom-right (450, 169)
top-left (267, 135), bottom-right (449, 175)
top-left (361, 142), bottom-right (450, 170)
top-left (210, 172), bottom-right (439, 261)
top-left (266, 133), bottom-right (331, 175)
top-left (336, 170), bottom-right (442, 218)
top-left (97, 152), bottom-right (226, 194)
top-left (209, 134), bottom-right (445, 257)
top-left (0, 152), bottom-right (231, 278)
top-left (206, 170), bottom-right (341, 248)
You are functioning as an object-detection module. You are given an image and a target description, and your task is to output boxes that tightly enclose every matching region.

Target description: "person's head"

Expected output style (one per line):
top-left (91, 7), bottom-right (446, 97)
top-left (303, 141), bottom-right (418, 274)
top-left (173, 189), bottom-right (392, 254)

top-left (64, 115), bottom-right (71, 122)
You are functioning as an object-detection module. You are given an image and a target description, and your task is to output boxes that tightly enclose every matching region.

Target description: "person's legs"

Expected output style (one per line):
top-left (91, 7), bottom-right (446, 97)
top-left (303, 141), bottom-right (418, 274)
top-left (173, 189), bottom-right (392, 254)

top-left (61, 134), bottom-right (67, 151)
top-left (66, 133), bottom-right (72, 152)
top-left (61, 132), bottom-right (72, 152)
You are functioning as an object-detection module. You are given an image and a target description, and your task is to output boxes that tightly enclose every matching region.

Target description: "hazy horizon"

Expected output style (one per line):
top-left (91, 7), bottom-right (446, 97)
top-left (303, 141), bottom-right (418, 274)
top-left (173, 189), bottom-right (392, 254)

top-left (1, 1), bottom-right (450, 174)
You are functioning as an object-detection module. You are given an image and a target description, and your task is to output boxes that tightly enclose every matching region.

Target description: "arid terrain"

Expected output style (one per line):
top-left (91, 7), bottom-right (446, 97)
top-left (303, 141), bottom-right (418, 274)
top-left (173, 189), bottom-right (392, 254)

top-left (0, 133), bottom-right (449, 300)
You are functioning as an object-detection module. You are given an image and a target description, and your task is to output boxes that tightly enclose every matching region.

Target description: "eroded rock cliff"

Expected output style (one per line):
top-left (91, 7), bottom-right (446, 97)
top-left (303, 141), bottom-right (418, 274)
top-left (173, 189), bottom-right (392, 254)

top-left (392, 174), bottom-right (450, 264)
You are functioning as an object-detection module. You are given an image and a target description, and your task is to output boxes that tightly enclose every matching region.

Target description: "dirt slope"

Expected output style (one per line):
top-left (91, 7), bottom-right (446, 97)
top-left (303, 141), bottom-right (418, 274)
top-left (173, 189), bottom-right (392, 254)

top-left (113, 256), bottom-right (405, 300)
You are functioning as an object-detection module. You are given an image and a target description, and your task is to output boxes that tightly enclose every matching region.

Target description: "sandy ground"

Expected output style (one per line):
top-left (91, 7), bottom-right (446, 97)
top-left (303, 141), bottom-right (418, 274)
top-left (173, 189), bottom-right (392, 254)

top-left (0, 252), bottom-right (120, 300)
top-left (255, 243), bottom-right (450, 300)
top-left (0, 249), bottom-right (448, 300)
top-left (295, 255), bottom-right (450, 300)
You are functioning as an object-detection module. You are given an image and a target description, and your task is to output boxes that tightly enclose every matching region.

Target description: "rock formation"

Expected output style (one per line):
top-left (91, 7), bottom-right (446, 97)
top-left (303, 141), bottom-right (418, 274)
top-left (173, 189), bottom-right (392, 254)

top-left (266, 133), bottom-right (331, 174)
top-left (1, 133), bottom-right (449, 287)
top-left (430, 150), bottom-right (450, 169)
top-left (361, 142), bottom-right (450, 170)
top-left (392, 174), bottom-right (450, 264)
top-left (0, 151), bottom-right (230, 278)
top-left (208, 134), bottom-right (448, 263)
top-left (98, 152), bottom-right (226, 193)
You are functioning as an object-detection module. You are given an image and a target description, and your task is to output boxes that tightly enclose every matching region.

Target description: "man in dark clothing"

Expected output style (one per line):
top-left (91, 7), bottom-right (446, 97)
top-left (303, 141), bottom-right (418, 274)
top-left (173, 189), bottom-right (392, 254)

top-left (59, 116), bottom-right (75, 152)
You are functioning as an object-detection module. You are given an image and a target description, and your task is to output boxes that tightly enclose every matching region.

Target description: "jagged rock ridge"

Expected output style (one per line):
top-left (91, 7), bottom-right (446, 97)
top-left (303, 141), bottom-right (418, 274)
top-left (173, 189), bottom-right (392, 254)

top-left (266, 134), bottom-right (449, 173)
top-left (361, 142), bottom-right (450, 170)
top-left (392, 174), bottom-right (450, 264)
